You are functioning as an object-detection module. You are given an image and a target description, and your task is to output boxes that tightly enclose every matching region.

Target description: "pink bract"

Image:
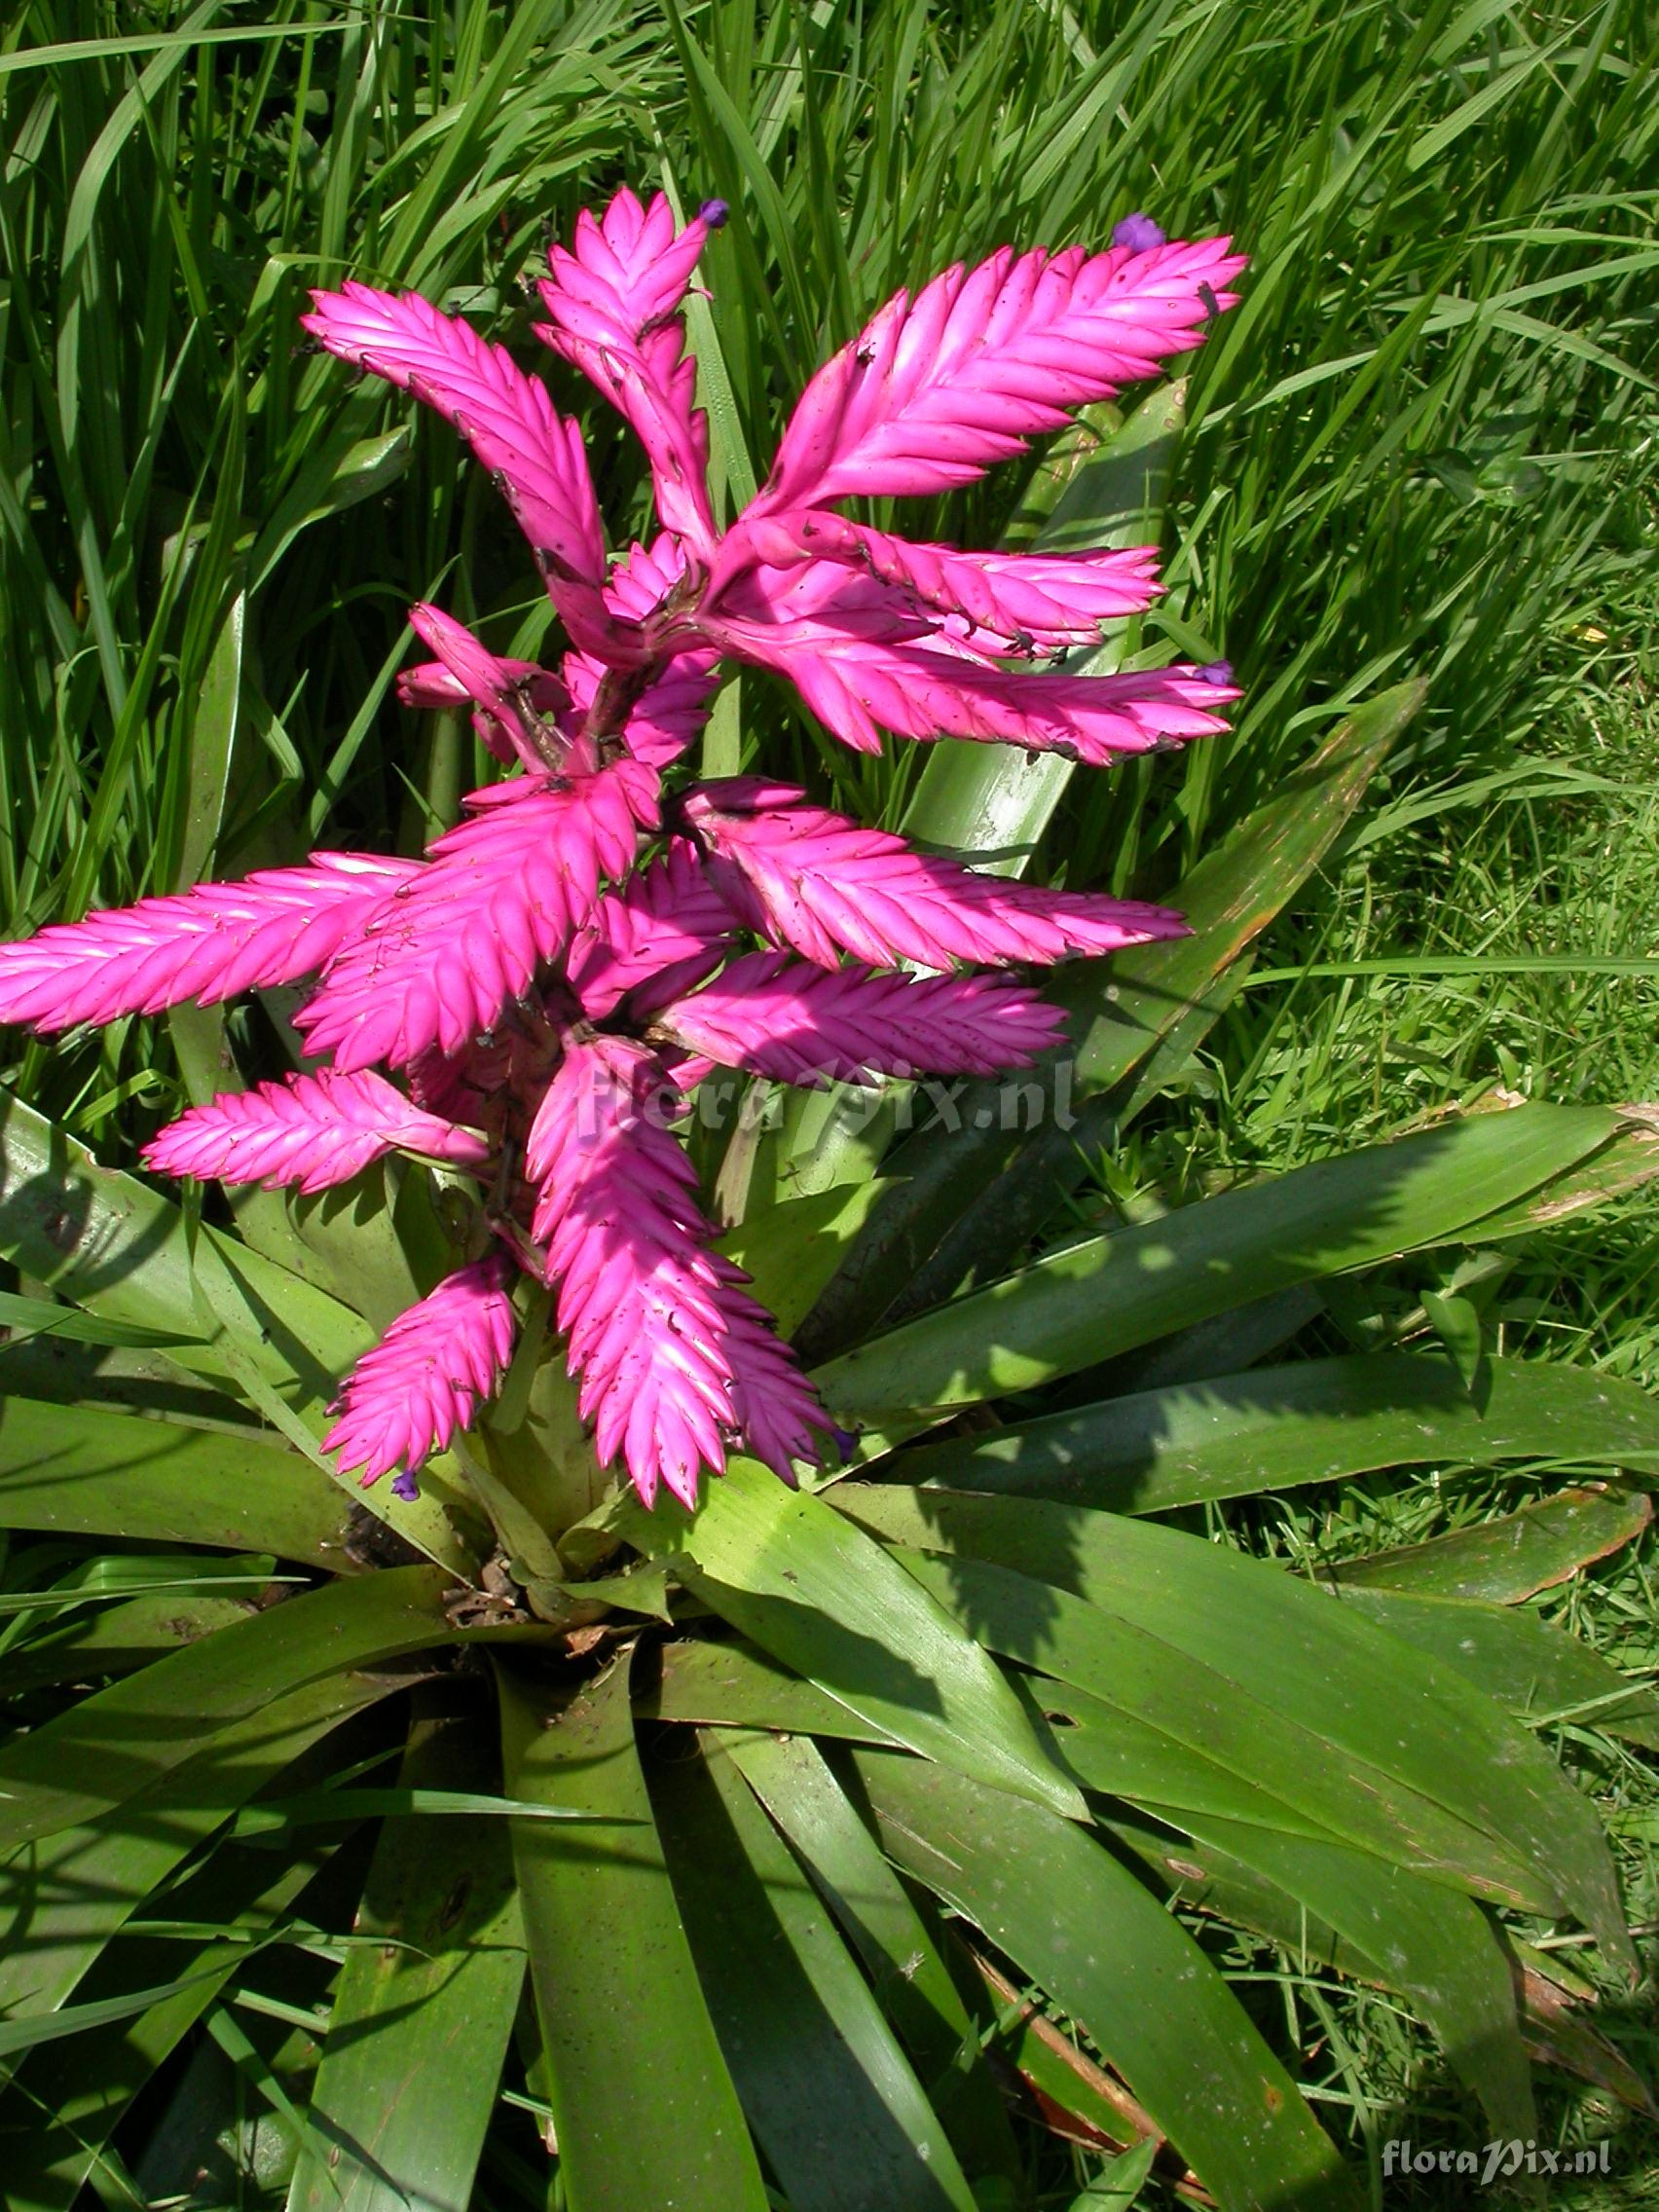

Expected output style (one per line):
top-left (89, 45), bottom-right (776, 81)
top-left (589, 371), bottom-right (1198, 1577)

top-left (0, 187), bottom-right (1244, 1513)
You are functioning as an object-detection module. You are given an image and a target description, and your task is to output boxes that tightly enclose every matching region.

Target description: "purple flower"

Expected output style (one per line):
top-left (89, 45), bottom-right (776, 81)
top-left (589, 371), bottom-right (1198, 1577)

top-left (1112, 211), bottom-right (1168, 256)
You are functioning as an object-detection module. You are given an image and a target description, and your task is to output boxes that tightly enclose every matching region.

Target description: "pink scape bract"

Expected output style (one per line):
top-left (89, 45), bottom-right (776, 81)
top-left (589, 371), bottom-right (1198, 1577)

top-left (0, 191), bottom-right (1243, 1511)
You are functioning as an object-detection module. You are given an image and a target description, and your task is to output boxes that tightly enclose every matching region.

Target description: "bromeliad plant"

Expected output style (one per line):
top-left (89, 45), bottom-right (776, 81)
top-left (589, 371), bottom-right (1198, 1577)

top-left (0, 189), bottom-right (1240, 1515)
top-left (3, 188), bottom-right (1658, 2212)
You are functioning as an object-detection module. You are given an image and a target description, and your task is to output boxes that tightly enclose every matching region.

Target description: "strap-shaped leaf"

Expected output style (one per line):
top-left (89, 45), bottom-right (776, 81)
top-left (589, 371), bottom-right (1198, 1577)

top-left (0, 1567), bottom-right (473, 1854)
top-left (640, 1634), bottom-right (896, 1743)
top-left (0, 1394), bottom-right (349, 1563)
top-left (498, 1655), bottom-right (768, 2212)
top-left (729, 1731), bottom-right (1028, 2190)
top-left (0, 1663), bottom-right (402, 2040)
top-left (850, 1749), bottom-right (1360, 2212)
top-left (0, 1851), bottom-right (321, 2210)
top-left (286, 1713), bottom-right (526, 2212)
top-left (841, 1488), bottom-right (1636, 1976)
top-left (893, 1353), bottom-right (1659, 1510)
top-left (625, 1460), bottom-right (1084, 1819)
top-left (653, 1731), bottom-right (981, 2212)
top-left (1101, 1806), bottom-right (1534, 2145)
top-left (1329, 1588), bottom-right (1659, 1750)
top-left (818, 1103), bottom-right (1641, 1434)
top-left (1329, 1484), bottom-right (1650, 1601)
top-left (892, 1545), bottom-right (1555, 1908)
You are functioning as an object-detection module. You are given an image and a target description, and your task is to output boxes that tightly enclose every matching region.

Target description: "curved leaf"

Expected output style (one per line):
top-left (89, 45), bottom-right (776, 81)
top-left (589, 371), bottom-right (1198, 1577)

top-left (891, 1546), bottom-right (1557, 1907)
top-left (1167, 1816), bottom-right (1534, 2144)
top-left (643, 1635), bottom-right (896, 1744)
top-left (820, 1104), bottom-right (1639, 1435)
top-left (498, 1653), bottom-right (768, 2212)
top-left (286, 1712), bottom-right (525, 2212)
top-left (728, 1731), bottom-right (1023, 2187)
top-left (850, 1749), bottom-right (1360, 2212)
top-left (0, 1566), bottom-right (475, 1853)
top-left (892, 1354), bottom-right (1659, 1510)
top-left (653, 1732), bottom-right (980, 2212)
top-left (0, 1089), bottom-right (477, 1567)
top-left (627, 1460), bottom-right (1085, 1819)
top-left (0, 1664), bottom-right (401, 2040)
top-left (1329, 1589), bottom-right (1659, 1749)
top-left (0, 1393), bottom-right (350, 1565)
top-left (1329, 1484), bottom-right (1650, 1600)
top-left (840, 1488), bottom-right (1635, 1976)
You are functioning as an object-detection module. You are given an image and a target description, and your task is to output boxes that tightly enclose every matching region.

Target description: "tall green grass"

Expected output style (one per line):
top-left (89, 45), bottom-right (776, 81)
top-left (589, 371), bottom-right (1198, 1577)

top-left (3, 0), bottom-right (1655, 1131)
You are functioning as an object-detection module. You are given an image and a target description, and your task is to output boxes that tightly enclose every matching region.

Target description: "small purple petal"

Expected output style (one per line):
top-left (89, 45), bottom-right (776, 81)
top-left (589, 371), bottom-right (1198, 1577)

top-left (390, 1469), bottom-right (420, 1502)
top-left (830, 1425), bottom-right (860, 1465)
top-left (699, 199), bottom-right (729, 230)
top-left (1112, 212), bottom-right (1167, 256)
top-left (1196, 659), bottom-right (1234, 686)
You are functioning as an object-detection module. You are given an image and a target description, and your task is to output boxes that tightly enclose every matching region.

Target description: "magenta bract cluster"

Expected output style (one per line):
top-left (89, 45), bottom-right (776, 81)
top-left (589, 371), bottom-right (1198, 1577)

top-left (0, 190), bottom-right (1243, 1510)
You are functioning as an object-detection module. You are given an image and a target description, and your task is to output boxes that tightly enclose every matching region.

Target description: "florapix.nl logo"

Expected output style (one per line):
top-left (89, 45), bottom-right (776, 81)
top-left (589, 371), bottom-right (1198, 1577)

top-left (1382, 2139), bottom-right (1611, 2188)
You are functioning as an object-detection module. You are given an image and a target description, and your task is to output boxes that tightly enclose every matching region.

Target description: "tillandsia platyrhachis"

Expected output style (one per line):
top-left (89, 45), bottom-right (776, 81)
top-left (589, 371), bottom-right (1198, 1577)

top-left (0, 194), bottom-right (1243, 1512)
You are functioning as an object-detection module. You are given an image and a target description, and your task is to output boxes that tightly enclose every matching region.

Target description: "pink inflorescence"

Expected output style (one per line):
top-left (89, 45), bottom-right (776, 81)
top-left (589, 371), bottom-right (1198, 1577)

top-left (0, 190), bottom-right (1244, 1510)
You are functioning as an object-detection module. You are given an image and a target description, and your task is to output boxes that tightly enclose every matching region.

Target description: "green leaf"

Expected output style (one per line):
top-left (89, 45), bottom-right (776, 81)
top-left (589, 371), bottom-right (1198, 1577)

top-left (0, 1854), bottom-right (320, 2212)
top-left (246, 427), bottom-right (412, 592)
top-left (887, 1545), bottom-right (1556, 1906)
top-left (0, 1393), bottom-right (350, 1565)
top-left (0, 1964), bottom-right (240, 2058)
top-left (1327, 1589), bottom-right (1659, 1749)
top-left (820, 1104), bottom-right (1639, 1436)
top-left (498, 1653), bottom-right (768, 2212)
top-left (235, 1788), bottom-right (624, 1836)
top-left (850, 1749), bottom-right (1360, 2212)
top-left (1169, 1818), bottom-right (1533, 2142)
top-left (1066, 2139), bottom-right (1160, 2211)
top-left (625, 1461), bottom-right (1086, 1820)
top-left (1328, 1484), bottom-right (1652, 1601)
top-left (839, 1489), bottom-right (1635, 1976)
top-left (0, 1567), bottom-right (474, 1853)
top-left (0, 1089), bottom-right (477, 1568)
top-left (654, 1733), bottom-right (981, 2212)
top-left (1421, 1287), bottom-right (1486, 1390)
top-left (718, 1178), bottom-right (894, 1333)
top-left (809, 682), bottom-right (1419, 1348)
top-left (728, 1732), bottom-right (1023, 2188)
top-left (285, 1712), bottom-right (526, 2212)
top-left (891, 1354), bottom-right (1659, 1511)
top-left (1097, 1805), bottom-right (1534, 2142)
top-left (0, 1289), bottom-right (191, 1347)
top-left (2, 1588), bottom-right (260, 1694)
top-left (642, 1635), bottom-right (897, 1744)
top-left (0, 1665), bottom-right (404, 2043)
